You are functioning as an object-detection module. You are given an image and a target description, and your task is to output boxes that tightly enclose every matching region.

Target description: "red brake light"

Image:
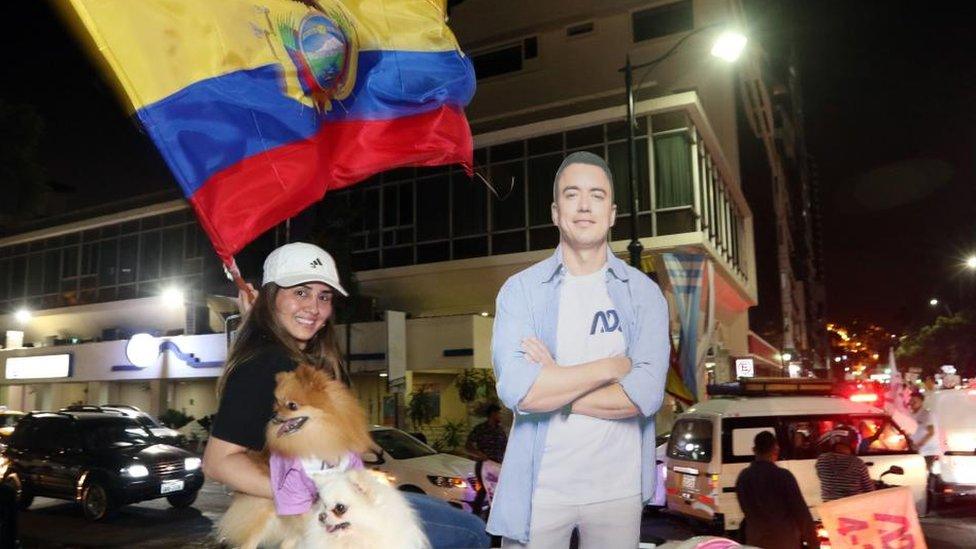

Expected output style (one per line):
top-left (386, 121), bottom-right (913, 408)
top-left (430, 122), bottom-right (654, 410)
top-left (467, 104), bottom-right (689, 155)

top-left (849, 393), bottom-right (878, 403)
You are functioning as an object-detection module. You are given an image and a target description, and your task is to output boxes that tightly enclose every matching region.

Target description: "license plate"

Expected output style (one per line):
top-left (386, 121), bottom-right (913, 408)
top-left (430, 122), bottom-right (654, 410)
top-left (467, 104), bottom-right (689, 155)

top-left (160, 479), bottom-right (184, 495)
top-left (681, 474), bottom-right (697, 490)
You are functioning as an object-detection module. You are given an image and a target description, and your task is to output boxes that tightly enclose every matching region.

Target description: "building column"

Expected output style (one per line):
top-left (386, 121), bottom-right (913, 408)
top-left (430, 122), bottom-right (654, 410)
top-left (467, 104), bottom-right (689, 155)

top-left (148, 380), bottom-right (170, 417)
top-left (86, 382), bottom-right (110, 405)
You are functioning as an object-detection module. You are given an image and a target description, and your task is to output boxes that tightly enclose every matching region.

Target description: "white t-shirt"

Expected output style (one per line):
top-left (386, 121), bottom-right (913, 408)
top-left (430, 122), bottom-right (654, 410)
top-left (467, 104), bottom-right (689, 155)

top-left (533, 266), bottom-right (641, 505)
top-left (911, 407), bottom-right (939, 456)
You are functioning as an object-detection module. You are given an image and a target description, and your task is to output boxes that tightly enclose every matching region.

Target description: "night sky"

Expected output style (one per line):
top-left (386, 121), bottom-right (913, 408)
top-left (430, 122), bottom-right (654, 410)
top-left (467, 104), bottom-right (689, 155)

top-left (2, 1), bottom-right (974, 332)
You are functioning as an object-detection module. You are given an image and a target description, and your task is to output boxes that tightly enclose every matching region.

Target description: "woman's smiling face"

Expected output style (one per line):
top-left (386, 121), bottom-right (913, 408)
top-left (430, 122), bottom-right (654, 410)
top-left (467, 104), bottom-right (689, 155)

top-left (273, 282), bottom-right (334, 348)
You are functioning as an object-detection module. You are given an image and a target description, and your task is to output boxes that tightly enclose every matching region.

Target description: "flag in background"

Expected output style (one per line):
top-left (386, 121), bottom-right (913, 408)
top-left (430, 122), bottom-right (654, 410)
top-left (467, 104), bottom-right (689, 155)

top-left (58, 0), bottom-right (475, 267)
top-left (663, 252), bottom-right (707, 402)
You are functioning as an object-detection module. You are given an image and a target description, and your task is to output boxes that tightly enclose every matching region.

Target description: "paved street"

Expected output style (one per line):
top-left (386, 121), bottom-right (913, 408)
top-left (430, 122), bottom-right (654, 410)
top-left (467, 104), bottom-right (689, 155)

top-left (17, 482), bottom-right (976, 548)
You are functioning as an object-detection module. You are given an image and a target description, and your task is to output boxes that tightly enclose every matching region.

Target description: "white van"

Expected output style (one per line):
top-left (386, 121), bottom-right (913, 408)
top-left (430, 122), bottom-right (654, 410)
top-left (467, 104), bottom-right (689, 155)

top-left (664, 379), bottom-right (927, 533)
top-left (925, 388), bottom-right (976, 508)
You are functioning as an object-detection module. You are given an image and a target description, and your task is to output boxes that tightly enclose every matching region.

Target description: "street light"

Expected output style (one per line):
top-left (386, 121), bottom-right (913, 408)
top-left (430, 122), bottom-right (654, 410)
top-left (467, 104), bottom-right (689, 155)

top-left (966, 255), bottom-right (976, 270)
top-left (622, 26), bottom-right (747, 268)
top-left (929, 297), bottom-right (952, 316)
top-left (161, 286), bottom-right (185, 310)
top-left (14, 309), bottom-right (31, 324)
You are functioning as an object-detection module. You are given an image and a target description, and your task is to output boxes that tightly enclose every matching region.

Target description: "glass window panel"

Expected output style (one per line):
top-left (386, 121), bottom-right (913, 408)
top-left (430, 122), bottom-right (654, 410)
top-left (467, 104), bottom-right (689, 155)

top-left (474, 147), bottom-right (487, 166)
top-left (529, 226), bottom-right (559, 250)
top-left (141, 216), bottom-right (161, 230)
top-left (528, 154), bottom-right (562, 226)
top-left (184, 225), bottom-right (201, 259)
top-left (384, 168), bottom-right (414, 182)
top-left (416, 175), bottom-right (449, 241)
top-left (399, 182), bottom-right (413, 225)
top-left (656, 210), bottom-right (695, 236)
top-left (528, 133), bottom-right (562, 155)
top-left (97, 287), bottom-right (117, 302)
top-left (382, 247), bottom-right (412, 268)
top-left (565, 125), bottom-right (603, 149)
top-left (118, 221), bottom-right (139, 235)
top-left (352, 251), bottom-right (380, 271)
top-left (139, 232), bottom-right (160, 281)
top-left (161, 228), bottom-right (183, 278)
top-left (654, 133), bottom-right (693, 208)
top-left (396, 228), bottom-right (412, 245)
top-left (0, 259), bottom-right (8, 301)
top-left (62, 246), bottom-right (78, 278)
top-left (490, 161), bottom-right (525, 231)
top-left (29, 241), bottom-right (44, 252)
top-left (118, 236), bottom-right (137, 284)
top-left (383, 230), bottom-right (395, 247)
top-left (27, 254), bottom-right (43, 296)
top-left (100, 224), bottom-right (120, 239)
top-left (453, 173), bottom-right (487, 237)
top-left (43, 251), bottom-right (60, 294)
top-left (417, 242), bottom-right (450, 264)
top-left (490, 141), bottom-right (523, 163)
top-left (453, 237), bottom-right (487, 260)
top-left (492, 232), bottom-right (525, 255)
top-left (607, 140), bottom-right (650, 214)
top-left (607, 117), bottom-right (647, 140)
top-left (9, 257), bottom-right (25, 298)
top-left (117, 285), bottom-right (136, 300)
top-left (363, 188), bottom-right (380, 230)
top-left (383, 185), bottom-right (398, 228)
top-left (81, 243), bottom-right (98, 276)
top-left (44, 236), bottom-right (62, 250)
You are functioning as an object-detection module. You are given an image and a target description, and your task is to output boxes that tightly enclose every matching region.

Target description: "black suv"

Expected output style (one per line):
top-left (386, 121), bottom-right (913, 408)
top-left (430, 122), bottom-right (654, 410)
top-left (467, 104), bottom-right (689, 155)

top-left (0, 411), bottom-right (204, 520)
top-left (60, 405), bottom-right (186, 448)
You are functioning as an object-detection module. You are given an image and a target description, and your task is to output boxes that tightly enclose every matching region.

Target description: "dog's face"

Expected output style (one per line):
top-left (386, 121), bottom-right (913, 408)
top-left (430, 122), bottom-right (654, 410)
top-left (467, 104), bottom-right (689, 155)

top-left (266, 364), bottom-right (372, 460)
top-left (313, 471), bottom-right (380, 538)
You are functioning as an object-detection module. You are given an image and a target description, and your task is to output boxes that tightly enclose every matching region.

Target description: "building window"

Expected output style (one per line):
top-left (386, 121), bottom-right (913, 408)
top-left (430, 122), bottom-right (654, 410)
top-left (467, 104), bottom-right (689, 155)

top-left (632, 1), bottom-right (693, 43)
top-left (471, 37), bottom-right (537, 80)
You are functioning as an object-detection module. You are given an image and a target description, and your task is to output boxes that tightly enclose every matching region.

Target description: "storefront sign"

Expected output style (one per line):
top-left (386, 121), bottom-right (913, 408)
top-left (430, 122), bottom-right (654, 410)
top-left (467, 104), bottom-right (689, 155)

top-left (5, 354), bottom-right (72, 379)
top-left (735, 358), bottom-right (755, 378)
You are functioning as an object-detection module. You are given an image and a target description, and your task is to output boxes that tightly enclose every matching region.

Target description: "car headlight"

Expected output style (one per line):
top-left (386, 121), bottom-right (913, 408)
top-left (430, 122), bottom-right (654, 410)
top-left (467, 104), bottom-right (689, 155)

top-left (427, 475), bottom-right (468, 489)
top-left (184, 457), bottom-right (201, 471)
top-left (123, 464), bottom-right (150, 478)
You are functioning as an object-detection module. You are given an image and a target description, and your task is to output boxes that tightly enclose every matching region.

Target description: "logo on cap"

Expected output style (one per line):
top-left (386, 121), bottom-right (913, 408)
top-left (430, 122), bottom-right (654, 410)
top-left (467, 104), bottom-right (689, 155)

top-left (310, 258), bottom-right (324, 269)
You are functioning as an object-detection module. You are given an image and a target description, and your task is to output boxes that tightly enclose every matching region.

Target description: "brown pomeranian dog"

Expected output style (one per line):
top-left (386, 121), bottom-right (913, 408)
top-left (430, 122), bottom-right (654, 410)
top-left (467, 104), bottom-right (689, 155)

top-left (218, 364), bottom-right (373, 549)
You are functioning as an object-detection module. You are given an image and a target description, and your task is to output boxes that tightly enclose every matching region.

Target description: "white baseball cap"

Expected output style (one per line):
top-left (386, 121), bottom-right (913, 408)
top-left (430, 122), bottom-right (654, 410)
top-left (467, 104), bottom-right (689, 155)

top-left (262, 242), bottom-right (349, 296)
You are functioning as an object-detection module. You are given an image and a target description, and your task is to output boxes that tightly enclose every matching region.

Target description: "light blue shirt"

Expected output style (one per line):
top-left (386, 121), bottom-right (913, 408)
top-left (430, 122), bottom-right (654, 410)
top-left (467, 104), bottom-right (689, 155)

top-left (486, 247), bottom-right (670, 542)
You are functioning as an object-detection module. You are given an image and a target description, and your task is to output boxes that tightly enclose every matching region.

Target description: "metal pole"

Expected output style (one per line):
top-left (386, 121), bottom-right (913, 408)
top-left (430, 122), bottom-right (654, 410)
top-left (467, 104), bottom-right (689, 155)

top-left (625, 54), bottom-right (643, 270)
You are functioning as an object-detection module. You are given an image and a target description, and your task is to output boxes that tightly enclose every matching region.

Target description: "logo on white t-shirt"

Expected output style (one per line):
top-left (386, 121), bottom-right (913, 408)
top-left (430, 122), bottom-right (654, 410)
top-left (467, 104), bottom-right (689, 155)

top-left (589, 309), bottom-right (622, 335)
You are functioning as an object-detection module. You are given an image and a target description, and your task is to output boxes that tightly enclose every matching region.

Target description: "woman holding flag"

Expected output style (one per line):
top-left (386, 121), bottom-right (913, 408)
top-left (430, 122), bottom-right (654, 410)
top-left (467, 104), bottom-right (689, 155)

top-left (203, 242), bottom-right (489, 548)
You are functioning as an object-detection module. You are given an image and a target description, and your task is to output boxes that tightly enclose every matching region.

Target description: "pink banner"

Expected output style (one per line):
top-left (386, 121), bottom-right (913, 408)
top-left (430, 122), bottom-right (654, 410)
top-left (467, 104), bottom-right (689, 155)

top-left (818, 486), bottom-right (925, 548)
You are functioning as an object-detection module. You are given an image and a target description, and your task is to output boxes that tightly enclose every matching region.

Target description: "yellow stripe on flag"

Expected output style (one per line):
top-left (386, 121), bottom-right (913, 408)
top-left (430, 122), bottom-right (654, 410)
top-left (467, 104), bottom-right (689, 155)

top-left (57, 0), bottom-right (461, 110)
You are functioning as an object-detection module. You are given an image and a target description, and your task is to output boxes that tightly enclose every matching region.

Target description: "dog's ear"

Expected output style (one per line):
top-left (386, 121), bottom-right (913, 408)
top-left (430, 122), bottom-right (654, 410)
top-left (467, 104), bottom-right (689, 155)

top-left (348, 470), bottom-right (377, 503)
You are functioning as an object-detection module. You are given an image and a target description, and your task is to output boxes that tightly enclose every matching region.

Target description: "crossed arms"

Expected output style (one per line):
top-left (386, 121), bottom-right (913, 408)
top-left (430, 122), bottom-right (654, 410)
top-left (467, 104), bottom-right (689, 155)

top-left (492, 275), bottom-right (670, 421)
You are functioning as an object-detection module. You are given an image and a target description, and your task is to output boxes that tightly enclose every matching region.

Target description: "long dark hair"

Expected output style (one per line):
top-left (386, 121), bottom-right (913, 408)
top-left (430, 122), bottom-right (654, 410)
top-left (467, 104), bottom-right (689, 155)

top-left (216, 283), bottom-right (348, 398)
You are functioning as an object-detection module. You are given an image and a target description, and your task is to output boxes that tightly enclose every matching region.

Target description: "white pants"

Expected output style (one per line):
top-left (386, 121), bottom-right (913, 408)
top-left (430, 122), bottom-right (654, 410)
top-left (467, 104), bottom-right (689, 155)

top-left (501, 495), bottom-right (642, 549)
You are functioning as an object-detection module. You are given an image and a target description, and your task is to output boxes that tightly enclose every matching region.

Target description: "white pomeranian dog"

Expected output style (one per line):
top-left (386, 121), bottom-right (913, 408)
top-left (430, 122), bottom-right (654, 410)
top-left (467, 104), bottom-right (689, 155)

top-left (300, 469), bottom-right (430, 549)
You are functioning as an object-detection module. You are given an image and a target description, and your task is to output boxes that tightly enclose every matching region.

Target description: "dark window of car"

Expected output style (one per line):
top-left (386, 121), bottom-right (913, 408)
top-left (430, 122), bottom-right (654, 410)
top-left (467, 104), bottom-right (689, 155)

top-left (632, 1), bottom-right (693, 43)
top-left (0, 413), bottom-right (23, 429)
top-left (31, 418), bottom-right (78, 451)
top-left (81, 418), bottom-right (154, 449)
top-left (721, 417), bottom-right (780, 464)
top-left (668, 418), bottom-right (713, 462)
top-left (781, 415), bottom-right (913, 460)
top-left (371, 429), bottom-right (437, 460)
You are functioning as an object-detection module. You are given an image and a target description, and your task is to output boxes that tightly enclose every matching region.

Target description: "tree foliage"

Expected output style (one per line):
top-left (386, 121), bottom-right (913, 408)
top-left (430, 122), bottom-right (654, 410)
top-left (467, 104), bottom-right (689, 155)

top-left (896, 309), bottom-right (976, 377)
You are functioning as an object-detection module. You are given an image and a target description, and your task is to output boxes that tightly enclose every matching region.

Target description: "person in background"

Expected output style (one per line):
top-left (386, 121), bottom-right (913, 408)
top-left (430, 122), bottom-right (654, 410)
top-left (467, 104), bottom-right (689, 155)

top-left (735, 431), bottom-right (819, 549)
top-left (466, 403), bottom-right (508, 464)
top-left (815, 427), bottom-right (874, 501)
top-left (909, 390), bottom-right (938, 468)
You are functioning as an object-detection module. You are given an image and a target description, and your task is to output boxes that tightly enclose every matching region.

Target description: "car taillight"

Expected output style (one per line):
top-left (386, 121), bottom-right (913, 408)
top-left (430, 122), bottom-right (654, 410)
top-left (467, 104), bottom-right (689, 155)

top-left (849, 393), bottom-right (878, 403)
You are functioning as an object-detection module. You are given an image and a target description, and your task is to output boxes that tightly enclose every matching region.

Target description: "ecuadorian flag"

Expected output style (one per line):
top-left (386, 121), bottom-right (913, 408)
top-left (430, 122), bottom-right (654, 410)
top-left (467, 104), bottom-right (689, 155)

top-left (59, 0), bottom-right (475, 265)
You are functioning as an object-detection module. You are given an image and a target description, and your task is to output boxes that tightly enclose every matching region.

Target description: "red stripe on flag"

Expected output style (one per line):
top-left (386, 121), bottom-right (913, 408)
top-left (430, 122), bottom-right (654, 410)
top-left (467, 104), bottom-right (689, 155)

top-left (188, 106), bottom-right (472, 262)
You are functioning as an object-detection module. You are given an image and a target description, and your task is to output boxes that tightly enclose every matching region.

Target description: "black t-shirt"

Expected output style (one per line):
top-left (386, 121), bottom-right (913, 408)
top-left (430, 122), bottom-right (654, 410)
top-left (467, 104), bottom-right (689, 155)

top-left (211, 346), bottom-right (297, 451)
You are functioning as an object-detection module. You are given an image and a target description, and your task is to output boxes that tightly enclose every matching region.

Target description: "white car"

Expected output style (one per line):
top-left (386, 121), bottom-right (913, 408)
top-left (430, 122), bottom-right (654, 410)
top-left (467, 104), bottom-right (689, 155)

top-left (924, 388), bottom-right (976, 508)
top-left (365, 426), bottom-right (484, 513)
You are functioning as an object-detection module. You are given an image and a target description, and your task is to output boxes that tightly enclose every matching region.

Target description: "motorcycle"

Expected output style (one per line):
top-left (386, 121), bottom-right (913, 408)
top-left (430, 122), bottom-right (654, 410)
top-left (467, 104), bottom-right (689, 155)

top-left (815, 465), bottom-right (905, 548)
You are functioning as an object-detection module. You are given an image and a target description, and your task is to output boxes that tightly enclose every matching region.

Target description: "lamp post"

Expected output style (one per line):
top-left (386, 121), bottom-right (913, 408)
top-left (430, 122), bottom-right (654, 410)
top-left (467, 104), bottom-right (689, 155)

top-left (621, 27), bottom-right (746, 269)
top-left (928, 297), bottom-right (952, 316)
